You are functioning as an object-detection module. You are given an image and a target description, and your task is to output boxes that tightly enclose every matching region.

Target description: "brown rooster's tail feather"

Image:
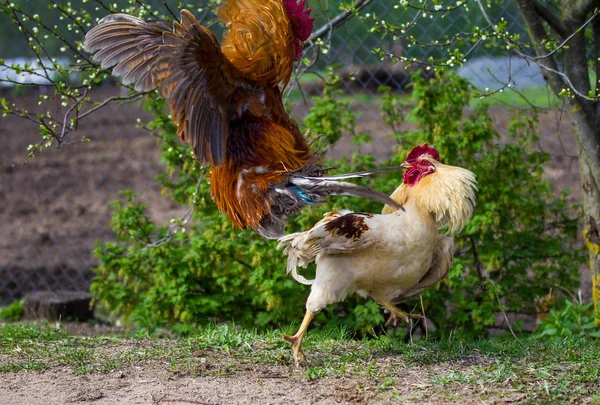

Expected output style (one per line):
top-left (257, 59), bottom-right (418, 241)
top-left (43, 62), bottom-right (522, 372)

top-left (288, 177), bottom-right (403, 210)
top-left (255, 176), bottom-right (403, 239)
top-left (303, 165), bottom-right (406, 181)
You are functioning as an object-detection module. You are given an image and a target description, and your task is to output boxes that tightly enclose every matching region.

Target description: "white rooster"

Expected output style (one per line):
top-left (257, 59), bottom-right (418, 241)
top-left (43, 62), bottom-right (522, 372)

top-left (278, 143), bottom-right (477, 366)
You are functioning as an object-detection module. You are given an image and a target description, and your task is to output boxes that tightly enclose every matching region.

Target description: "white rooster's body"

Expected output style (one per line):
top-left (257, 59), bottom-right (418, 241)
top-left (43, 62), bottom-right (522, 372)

top-left (283, 206), bottom-right (439, 312)
top-left (278, 144), bottom-right (477, 366)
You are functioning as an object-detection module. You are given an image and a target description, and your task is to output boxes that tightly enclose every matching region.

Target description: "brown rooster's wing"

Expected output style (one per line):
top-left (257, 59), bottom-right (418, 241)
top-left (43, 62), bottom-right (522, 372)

top-left (84, 10), bottom-right (267, 166)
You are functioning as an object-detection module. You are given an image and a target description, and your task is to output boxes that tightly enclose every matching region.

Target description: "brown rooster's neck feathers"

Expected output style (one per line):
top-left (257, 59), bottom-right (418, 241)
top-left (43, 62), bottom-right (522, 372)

top-left (218, 0), bottom-right (297, 87)
top-left (383, 161), bottom-right (477, 233)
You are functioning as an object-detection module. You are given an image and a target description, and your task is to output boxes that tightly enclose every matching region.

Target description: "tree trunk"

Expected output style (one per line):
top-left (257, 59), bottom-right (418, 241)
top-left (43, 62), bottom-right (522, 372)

top-left (517, 0), bottom-right (600, 324)
top-left (571, 110), bottom-right (600, 324)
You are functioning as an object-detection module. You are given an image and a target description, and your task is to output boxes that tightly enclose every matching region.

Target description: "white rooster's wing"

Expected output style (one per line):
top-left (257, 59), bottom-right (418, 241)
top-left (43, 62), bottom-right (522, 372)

top-left (278, 210), bottom-right (378, 284)
top-left (391, 235), bottom-right (454, 303)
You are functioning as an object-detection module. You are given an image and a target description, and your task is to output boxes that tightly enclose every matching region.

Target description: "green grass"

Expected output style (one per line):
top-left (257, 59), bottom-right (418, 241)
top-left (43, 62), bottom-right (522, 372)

top-left (470, 85), bottom-right (562, 109)
top-left (1, 323), bottom-right (599, 402)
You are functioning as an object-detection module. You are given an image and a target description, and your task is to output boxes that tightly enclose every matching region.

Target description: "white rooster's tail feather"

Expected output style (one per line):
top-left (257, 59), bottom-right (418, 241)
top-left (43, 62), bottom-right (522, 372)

top-left (277, 232), bottom-right (315, 285)
top-left (278, 210), bottom-right (353, 285)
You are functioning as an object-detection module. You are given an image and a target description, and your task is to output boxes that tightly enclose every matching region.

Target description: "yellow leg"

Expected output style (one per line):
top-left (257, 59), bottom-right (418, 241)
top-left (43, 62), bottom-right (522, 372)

top-left (283, 310), bottom-right (316, 367)
top-left (378, 301), bottom-right (424, 326)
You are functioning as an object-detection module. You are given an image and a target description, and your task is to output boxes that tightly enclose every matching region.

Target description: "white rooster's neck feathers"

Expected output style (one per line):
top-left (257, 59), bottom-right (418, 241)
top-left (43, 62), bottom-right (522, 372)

top-left (385, 159), bottom-right (477, 234)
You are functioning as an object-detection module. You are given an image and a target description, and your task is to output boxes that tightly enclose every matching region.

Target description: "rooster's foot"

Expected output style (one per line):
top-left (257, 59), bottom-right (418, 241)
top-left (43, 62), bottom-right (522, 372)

top-left (379, 301), bottom-right (425, 327)
top-left (283, 334), bottom-right (307, 367)
top-left (284, 310), bottom-right (316, 368)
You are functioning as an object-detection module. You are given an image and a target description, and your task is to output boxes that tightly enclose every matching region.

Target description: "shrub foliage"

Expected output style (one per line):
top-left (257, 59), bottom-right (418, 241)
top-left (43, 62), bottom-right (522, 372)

top-left (91, 71), bottom-right (584, 336)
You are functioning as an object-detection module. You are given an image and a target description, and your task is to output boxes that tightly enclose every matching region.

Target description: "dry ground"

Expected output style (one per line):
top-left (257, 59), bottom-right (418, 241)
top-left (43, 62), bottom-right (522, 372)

top-left (0, 85), bottom-right (185, 302)
top-left (0, 361), bottom-right (531, 405)
top-left (1, 324), bottom-right (598, 404)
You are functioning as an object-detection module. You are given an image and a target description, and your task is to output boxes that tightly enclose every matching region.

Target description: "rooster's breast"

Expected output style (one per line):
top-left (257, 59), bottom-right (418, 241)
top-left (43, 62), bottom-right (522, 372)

top-left (313, 212), bottom-right (438, 306)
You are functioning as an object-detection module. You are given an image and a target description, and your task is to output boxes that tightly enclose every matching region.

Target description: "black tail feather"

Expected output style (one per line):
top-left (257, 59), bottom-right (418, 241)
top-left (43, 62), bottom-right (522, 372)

top-left (260, 165), bottom-right (404, 239)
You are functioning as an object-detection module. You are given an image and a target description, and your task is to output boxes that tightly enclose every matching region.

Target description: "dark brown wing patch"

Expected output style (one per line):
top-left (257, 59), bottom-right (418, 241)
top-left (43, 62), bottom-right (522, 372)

top-left (324, 213), bottom-right (372, 240)
top-left (84, 10), bottom-right (266, 166)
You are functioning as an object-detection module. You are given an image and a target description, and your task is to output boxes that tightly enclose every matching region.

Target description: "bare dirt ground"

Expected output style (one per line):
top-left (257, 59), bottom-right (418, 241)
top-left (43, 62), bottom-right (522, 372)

top-left (3, 325), bottom-right (596, 405)
top-left (0, 361), bottom-right (528, 405)
top-left (0, 85), bottom-right (186, 303)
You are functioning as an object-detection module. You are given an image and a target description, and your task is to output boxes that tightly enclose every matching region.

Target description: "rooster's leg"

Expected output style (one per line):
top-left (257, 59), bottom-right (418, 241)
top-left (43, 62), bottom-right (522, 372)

top-left (378, 301), bottom-right (424, 327)
top-left (283, 310), bottom-right (316, 367)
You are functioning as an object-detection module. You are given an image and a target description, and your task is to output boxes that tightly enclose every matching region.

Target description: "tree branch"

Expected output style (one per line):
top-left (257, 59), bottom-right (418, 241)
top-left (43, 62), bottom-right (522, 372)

top-left (57, 92), bottom-right (147, 147)
top-left (478, 0), bottom-right (600, 101)
top-left (594, 14), bottom-right (600, 119)
top-left (569, 0), bottom-right (600, 20)
top-left (531, 8), bottom-right (600, 62)
top-left (533, 1), bottom-right (567, 36)
top-left (304, 0), bottom-right (375, 48)
top-left (515, 0), bottom-right (579, 97)
top-left (563, 18), bottom-right (594, 117)
top-left (59, 89), bottom-right (88, 146)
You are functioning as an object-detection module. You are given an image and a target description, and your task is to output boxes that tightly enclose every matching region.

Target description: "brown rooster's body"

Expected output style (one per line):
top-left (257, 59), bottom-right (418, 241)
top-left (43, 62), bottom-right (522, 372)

top-left (84, 0), bottom-right (399, 238)
top-left (278, 144), bottom-right (478, 366)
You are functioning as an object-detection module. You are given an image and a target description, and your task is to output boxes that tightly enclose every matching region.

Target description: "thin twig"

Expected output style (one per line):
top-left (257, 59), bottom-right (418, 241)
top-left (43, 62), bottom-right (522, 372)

top-left (476, 0), bottom-right (600, 102)
top-left (77, 92), bottom-right (147, 122)
top-left (419, 294), bottom-right (428, 340)
top-left (152, 393), bottom-right (217, 405)
top-left (59, 88), bottom-right (88, 146)
top-left (487, 279), bottom-right (523, 346)
top-left (305, 0), bottom-right (375, 48)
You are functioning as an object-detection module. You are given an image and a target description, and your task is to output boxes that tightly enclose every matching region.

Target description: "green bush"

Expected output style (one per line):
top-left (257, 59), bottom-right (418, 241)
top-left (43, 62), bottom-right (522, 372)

top-left (0, 300), bottom-right (24, 322)
top-left (91, 71), bottom-right (584, 336)
top-left (537, 297), bottom-right (600, 339)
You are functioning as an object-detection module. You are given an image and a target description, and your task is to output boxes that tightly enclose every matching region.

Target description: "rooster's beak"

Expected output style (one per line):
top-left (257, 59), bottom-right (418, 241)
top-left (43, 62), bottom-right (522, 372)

top-left (401, 161), bottom-right (412, 169)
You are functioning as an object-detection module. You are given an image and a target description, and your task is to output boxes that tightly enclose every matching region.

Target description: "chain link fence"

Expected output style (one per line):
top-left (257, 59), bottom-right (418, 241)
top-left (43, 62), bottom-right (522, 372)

top-left (0, 0), bottom-right (541, 305)
top-left (315, 1), bottom-right (535, 91)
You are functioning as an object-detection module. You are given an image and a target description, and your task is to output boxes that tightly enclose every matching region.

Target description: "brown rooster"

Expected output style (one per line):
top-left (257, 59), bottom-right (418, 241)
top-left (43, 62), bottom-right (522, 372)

top-left (83, 0), bottom-right (399, 238)
top-left (278, 144), bottom-right (477, 366)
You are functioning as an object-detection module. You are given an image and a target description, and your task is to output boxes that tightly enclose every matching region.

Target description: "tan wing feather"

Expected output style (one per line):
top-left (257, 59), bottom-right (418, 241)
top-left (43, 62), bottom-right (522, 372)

top-left (391, 235), bottom-right (454, 303)
top-left (278, 211), bottom-right (377, 284)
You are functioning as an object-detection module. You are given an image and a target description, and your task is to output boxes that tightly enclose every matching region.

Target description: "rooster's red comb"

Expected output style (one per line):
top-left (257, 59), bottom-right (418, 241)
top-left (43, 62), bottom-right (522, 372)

top-left (284, 0), bottom-right (315, 41)
top-left (405, 143), bottom-right (440, 162)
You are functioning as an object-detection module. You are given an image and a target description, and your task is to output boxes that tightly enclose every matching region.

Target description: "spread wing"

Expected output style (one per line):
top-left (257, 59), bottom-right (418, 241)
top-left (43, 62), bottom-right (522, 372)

top-left (84, 10), bottom-right (266, 165)
top-left (278, 210), bottom-right (378, 284)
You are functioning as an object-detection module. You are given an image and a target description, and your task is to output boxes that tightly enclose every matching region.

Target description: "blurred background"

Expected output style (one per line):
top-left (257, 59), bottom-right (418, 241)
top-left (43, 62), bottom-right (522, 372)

top-left (0, 0), bottom-right (585, 335)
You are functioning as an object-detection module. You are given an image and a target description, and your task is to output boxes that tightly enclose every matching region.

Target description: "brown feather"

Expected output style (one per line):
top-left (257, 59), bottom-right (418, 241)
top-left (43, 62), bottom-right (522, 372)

top-left (211, 117), bottom-right (310, 230)
top-left (218, 0), bottom-right (296, 87)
